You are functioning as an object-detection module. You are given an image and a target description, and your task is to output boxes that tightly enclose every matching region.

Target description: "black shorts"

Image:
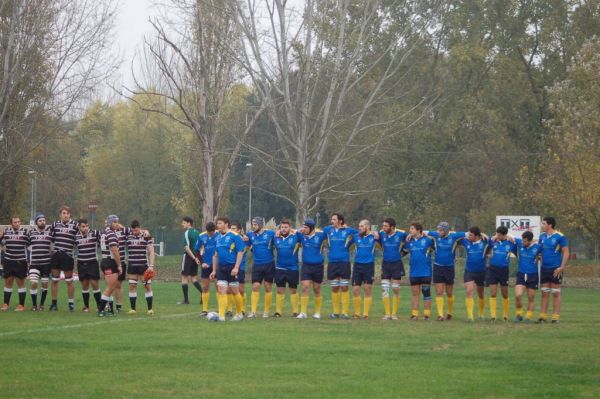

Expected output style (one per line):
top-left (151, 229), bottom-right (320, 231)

top-left (216, 263), bottom-right (237, 283)
top-left (51, 252), bottom-right (74, 272)
top-left (181, 254), bottom-right (198, 276)
top-left (541, 268), bottom-right (563, 285)
top-left (327, 261), bottom-right (351, 280)
top-left (464, 271), bottom-right (486, 286)
top-left (352, 262), bottom-right (374, 286)
top-left (486, 265), bottom-right (509, 287)
top-left (433, 264), bottom-right (455, 285)
top-left (381, 260), bottom-right (405, 280)
top-left (101, 259), bottom-right (120, 276)
top-left (237, 269), bottom-right (246, 284)
top-left (29, 263), bottom-right (51, 278)
top-left (410, 276), bottom-right (431, 286)
top-left (2, 259), bottom-right (27, 279)
top-left (128, 264), bottom-right (148, 276)
top-left (516, 272), bottom-right (539, 289)
top-left (78, 260), bottom-right (100, 281)
top-left (301, 263), bottom-right (324, 284)
top-left (275, 268), bottom-right (299, 289)
top-left (200, 263), bottom-right (213, 279)
top-left (252, 262), bottom-right (275, 284)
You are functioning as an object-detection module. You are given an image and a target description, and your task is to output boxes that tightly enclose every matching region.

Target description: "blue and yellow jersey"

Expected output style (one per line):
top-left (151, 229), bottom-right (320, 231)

top-left (515, 238), bottom-right (541, 274)
top-left (377, 229), bottom-right (407, 262)
top-left (298, 230), bottom-right (327, 264)
top-left (323, 226), bottom-right (358, 263)
top-left (404, 236), bottom-right (434, 277)
top-left (426, 231), bottom-right (465, 267)
top-left (240, 239), bottom-right (251, 271)
top-left (246, 229), bottom-right (275, 265)
top-left (352, 233), bottom-right (379, 264)
top-left (214, 231), bottom-right (246, 266)
top-left (460, 238), bottom-right (489, 273)
top-left (539, 232), bottom-right (568, 269)
top-left (194, 231), bottom-right (217, 266)
top-left (489, 239), bottom-right (517, 268)
top-left (274, 233), bottom-right (301, 270)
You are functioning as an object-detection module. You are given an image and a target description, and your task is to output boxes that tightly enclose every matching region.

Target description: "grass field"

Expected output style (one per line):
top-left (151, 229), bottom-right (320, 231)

top-left (0, 282), bottom-right (599, 398)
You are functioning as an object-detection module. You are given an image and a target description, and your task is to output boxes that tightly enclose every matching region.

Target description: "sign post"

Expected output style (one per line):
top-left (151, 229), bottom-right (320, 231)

top-left (88, 203), bottom-right (98, 229)
top-left (495, 215), bottom-right (541, 239)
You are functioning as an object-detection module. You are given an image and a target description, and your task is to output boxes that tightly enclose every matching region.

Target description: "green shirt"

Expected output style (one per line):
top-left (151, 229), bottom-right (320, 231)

top-left (183, 228), bottom-right (200, 253)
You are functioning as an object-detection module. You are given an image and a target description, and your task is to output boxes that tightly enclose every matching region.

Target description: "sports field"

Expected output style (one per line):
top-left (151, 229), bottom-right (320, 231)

top-left (0, 283), bottom-right (598, 399)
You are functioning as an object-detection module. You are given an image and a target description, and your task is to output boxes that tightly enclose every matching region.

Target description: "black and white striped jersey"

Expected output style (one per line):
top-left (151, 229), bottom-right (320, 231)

top-left (28, 227), bottom-right (53, 266)
top-left (126, 233), bottom-right (153, 267)
top-left (0, 227), bottom-right (29, 261)
top-left (116, 228), bottom-right (130, 261)
top-left (100, 227), bottom-right (119, 260)
top-left (50, 219), bottom-right (79, 255)
top-left (75, 230), bottom-right (100, 263)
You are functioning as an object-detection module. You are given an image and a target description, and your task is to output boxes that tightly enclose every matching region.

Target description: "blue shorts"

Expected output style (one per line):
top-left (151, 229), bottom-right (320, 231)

top-left (327, 261), bottom-right (351, 280)
top-left (237, 269), bottom-right (246, 284)
top-left (275, 268), bottom-right (299, 289)
top-left (464, 271), bottom-right (486, 286)
top-left (381, 260), bottom-right (405, 280)
top-left (541, 268), bottom-right (562, 285)
top-left (301, 263), bottom-right (324, 284)
top-left (352, 262), bottom-right (374, 286)
top-left (410, 276), bottom-right (431, 286)
top-left (251, 262), bottom-right (275, 284)
top-left (432, 264), bottom-right (455, 284)
top-left (516, 272), bottom-right (539, 289)
top-left (216, 263), bottom-right (237, 283)
top-left (200, 263), bottom-right (213, 279)
top-left (486, 265), bottom-right (509, 287)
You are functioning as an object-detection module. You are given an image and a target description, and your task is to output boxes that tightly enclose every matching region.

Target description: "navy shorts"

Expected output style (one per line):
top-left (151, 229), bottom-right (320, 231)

top-left (464, 271), bottom-right (486, 286)
top-left (275, 268), bottom-right (299, 289)
top-left (101, 259), bottom-right (120, 276)
top-left (78, 260), bottom-right (100, 281)
top-left (216, 263), bottom-right (237, 283)
top-left (486, 265), bottom-right (509, 287)
top-left (541, 268), bottom-right (562, 285)
top-left (127, 264), bottom-right (148, 277)
top-left (327, 261), bottom-right (350, 280)
top-left (29, 263), bottom-right (51, 278)
top-left (237, 269), bottom-right (246, 284)
top-left (410, 276), bottom-right (431, 286)
top-left (301, 263), bottom-right (324, 283)
top-left (181, 254), bottom-right (198, 276)
top-left (2, 259), bottom-right (27, 279)
top-left (516, 272), bottom-right (539, 289)
top-left (352, 262), bottom-right (374, 286)
top-left (433, 264), bottom-right (455, 284)
top-left (51, 251), bottom-right (74, 272)
top-left (381, 260), bottom-right (405, 280)
top-left (200, 263), bottom-right (213, 279)
top-left (252, 262), bottom-right (275, 284)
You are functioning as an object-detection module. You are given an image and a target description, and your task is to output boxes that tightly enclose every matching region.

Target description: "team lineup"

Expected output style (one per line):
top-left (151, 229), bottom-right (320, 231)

top-left (0, 207), bottom-right (569, 324)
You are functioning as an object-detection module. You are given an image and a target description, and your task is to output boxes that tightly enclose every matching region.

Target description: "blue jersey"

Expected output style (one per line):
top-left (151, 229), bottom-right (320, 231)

top-left (353, 233), bottom-right (378, 264)
top-left (194, 231), bottom-right (218, 267)
top-left (247, 230), bottom-right (275, 265)
top-left (404, 236), bottom-right (434, 277)
top-left (274, 234), bottom-right (301, 270)
top-left (515, 239), bottom-right (541, 274)
top-left (214, 231), bottom-right (245, 266)
top-left (489, 239), bottom-right (517, 268)
top-left (426, 231), bottom-right (465, 267)
top-left (240, 240), bottom-right (251, 271)
top-left (378, 229), bottom-right (407, 262)
top-left (298, 230), bottom-right (327, 264)
top-left (460, 238), bottom-right (489, 273)
top-left (323, 226), bottom-right (358, 263)
top-left (539, 232), bottom-right (568, 269)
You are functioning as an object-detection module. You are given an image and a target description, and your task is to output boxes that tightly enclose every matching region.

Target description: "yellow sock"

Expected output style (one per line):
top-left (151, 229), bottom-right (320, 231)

top-left (332, 291), bottom-right (341, 314)
top-left (201, 292), bottom-right (209, 312)
top-left (217, 293), bottom-right (227, 318)
top-left (276, 293), bottom-right (285, 314)
top-left (466, 297), bottom-right (474, 319)
top-left (314, 296), bottom-right (322, 314)
top-left (489, 297), bottom-right (497, 318)
top-left (526, 310), bottom-right (533, 320)
top-left (353, 296), bottom-right (362, 316)
top-left (291, 293), bottom-right (299, 314)
top-left (516, 307), bottom-right (523, 317)
top-left (436, 297), bottom-right (444, 318)
top-left (478, 297), bottom-right (485, 317)
top-left (241, 294), bottom-right (246, 310)
top-left (502, 298), bottom-right (509, 319)
top-left (447, 296), bottom-right (454, 316)
top-left (383, 296), bottom-right (391, 316)
top-left (341, 291), bottom-right (350, 315)
top-left (264, 292), bottom-right (273, 313)
top-left (364, 297), bottom-right (372, 317)
top-left (539, 312), bottom-right (547, 321)
top-left (234, 293), bottom-right (244, 314)
top-left (300, 295), bottom-right (309, 314)
top-left (411, 309), bottom-right (419, 317)
top-left (227, 293), bottom-right (234, 312)
top-left (251, 291), bottom-right (260, 313)
top-left (392, 295), bottom-right (400, 315)
top-left (552, 313), bottom-right (560, 321)
top-left (424, 309), bottom-right (431, 318)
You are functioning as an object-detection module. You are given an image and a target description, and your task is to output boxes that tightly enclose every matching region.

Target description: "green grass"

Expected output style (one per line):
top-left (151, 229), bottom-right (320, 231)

top-left (0, 282), bottom-right (599, 398)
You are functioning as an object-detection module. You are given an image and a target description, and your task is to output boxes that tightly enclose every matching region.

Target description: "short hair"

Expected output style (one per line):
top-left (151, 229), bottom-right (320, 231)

top-left (216, 217), bottom-right (230, 227)
top-left (78, 218), bottom-right (89, 225)
top-left (469, 226), bottom-right (481, 237)
top-left (410, 222), bottom-right (423, 232)
top-left (331, 213), bottom-right (344, 224)
top-left (359, 219), bottom-right (371, 229)
top-left (205, 222), bottom-right (216, 232)
top-left (182, 216), bottom-right (193, 225)
top-left (10, 216), bottom-right (20, 223)
top-left (59, 206), bottom-right (71, 214)
top-left (522, 231), bottom-right (534, 241)
top-left (130, 220), bottom-right (141, 229)
top-left (231, 222), bottom-right (242, 230)
top-left (280, 219), bottom-right (291, 226)
top-left (543, 216), bottom-right (556, 228)
top-left (496, 225), bottom-right (509, 235)
top-left (383, 217), bottom-right (396, 228)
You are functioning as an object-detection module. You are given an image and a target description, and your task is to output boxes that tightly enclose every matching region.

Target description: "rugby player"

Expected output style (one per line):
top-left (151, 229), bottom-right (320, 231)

top-left (273, 219), bottom-right (301, 317)
top-left (230, 223), bottom-right (250, 315)
top-left (194, 222), bottom-right (217, 316)
top-left (179, 216), bottom-right (201, 305)
top-left (125, 220), bottom-right (155, 315)
top-left (97, 215), bottom-right (124, 317)
top-left (27, 214), bottom-right (53, 311)
top-left (245, 217), bottom-right (276, 318)
top-left (460, 227), bottom-right (490, 321)
top-left (351, 220), bottom-right (378, 319)
top-left (49, 206), bottom-right (79, 311)
top-left (377, 218), bottom-right (407, 320)
top-left (404, 222), bottom-right (435, 320)
top-left (488, 225), bottom-right (517, 322)
top-left (1, 217), bottom-right (29, 311)
top-left (74, 219), bottom-right (102, 312)
top-left (513, 231), bottom-right (541, 323)
top-left (296, 218), bottom-right (327, 319)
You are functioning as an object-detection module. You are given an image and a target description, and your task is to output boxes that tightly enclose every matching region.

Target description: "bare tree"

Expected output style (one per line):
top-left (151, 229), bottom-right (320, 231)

top-left (234, 0), bottom-right (435, 222)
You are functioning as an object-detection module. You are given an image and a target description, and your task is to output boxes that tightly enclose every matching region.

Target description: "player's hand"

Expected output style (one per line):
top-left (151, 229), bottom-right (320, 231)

top-left (209, 271), bottom-right (216, 279)
top-left (242, 235), bottom-right (249, 242)
top-left (482, 233), bottom-right (489, 240)
top-left (553, 267), bottom-right (564, 278)
top-left (143, 229), bottom-right (151, 238)
top-left (117, 264), bottom-right (123, 274)
top-left (202, 263), bottom-right (209, 269)
top-left (231, 267), bottom-right (239, 277)
top-left (194, 257), bottom-right (201, 265)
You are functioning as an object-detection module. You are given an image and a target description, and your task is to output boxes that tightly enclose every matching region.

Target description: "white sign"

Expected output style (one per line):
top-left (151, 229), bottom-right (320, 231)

top-left (496, 216), bottom-right (541, 239)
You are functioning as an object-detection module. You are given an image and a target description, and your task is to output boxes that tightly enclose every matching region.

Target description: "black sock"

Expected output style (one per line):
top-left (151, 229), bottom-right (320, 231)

top-left (193, 281), bottom-right (202, 293)
top-left (146, 294), bottom-right (153, 310)
top-left (3, 289), bottom-right (11, 305)
top-left (18, 290), bottom-right (26, 306)
top-left (41, 289), bottom-right (48, 306)
top-left (52, 299), bottom-right (57, 306)
top-left (93, 291), bottom-right (101, 309)
top-left (182, 284), bottom-right (189, 302)
top-left (82, 291), bottom-right (90, 307)
top-left (116, 304), bottom-right (122, 311)
top-left (129, 295), bottom-right (137, 310)
top-left (109, 301), bottom-right (114, 313)
top-left (99, 299), bottom-right (108, 312)
top-left (31, 293), bottom-right (38, 307)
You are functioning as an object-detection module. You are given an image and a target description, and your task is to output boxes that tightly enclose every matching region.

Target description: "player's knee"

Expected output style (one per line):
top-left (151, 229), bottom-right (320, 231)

top-left (421, 285), bottom-right (431, 301)
top-left (381, 279), bottom-right (390, 298)
top-left (551, 288), bottom-right (561, 297)
top-left (391, 282), bottom-right (400, 292)
top-left (541, 287), bottom-right (551, 294)
top-left (128, 279), bottom-right (138, 287)
top-left (217, 280), bottom-right (228, 288)
top-left (229, 281), bottom-right (239, 288)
